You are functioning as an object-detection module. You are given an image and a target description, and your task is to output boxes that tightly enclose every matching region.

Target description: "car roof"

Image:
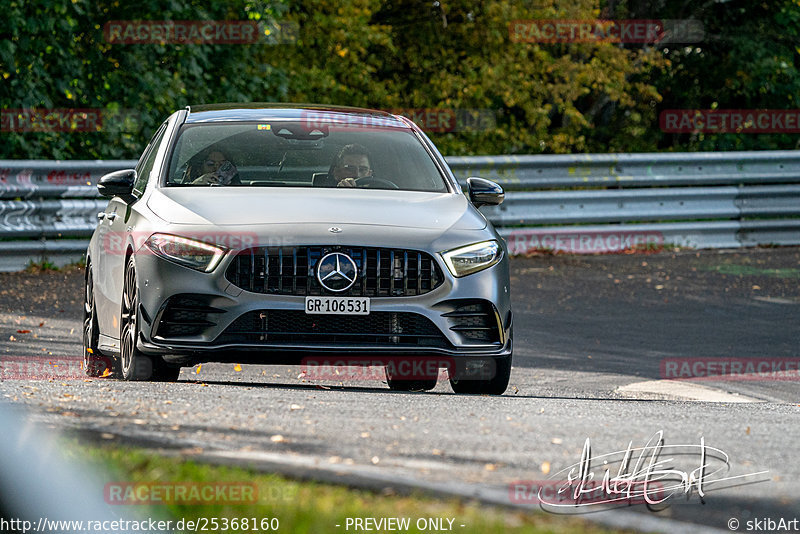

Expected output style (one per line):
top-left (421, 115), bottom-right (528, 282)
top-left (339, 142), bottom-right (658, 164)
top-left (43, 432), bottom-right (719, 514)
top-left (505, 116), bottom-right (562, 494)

top-left (184, 103), bottom-right (411, 128)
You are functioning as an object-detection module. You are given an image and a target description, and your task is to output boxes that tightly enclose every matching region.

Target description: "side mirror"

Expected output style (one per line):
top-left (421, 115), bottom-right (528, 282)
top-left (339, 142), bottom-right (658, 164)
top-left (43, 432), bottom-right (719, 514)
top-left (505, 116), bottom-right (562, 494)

top-left (467, 177), bottom-right (504, 207)
top-left (98, 169), bottom-right (136, 200)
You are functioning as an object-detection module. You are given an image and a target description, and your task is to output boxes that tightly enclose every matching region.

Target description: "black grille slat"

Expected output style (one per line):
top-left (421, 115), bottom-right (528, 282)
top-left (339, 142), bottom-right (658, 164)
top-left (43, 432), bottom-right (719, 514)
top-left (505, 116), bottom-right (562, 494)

top-left (376, 249), bottom-right (382, 295)
top-left (361, 247), bottom-right (367, 294)
top-left (216, 310), bottom-right (450, 348)
top-left (441, 300), bottom-right (501, 344)
top-left (389, 250), bottom-right (395, 295)
top-left (155, 295), bottom-right (225, 339)
top-left (249, 249), bottom-right (255, 292)
top-left (403, 252), bottom-right (408, 295)
top-left (292, 248), bottom-right (297, 294)
top-left (226, 246), bottom-right (443, 297)
top-left (416, 253), bottom-right (422, 295)
top-left (278, 248), bottom-right (283, 293)
top-left (268, 248), bottom-right (269, 293)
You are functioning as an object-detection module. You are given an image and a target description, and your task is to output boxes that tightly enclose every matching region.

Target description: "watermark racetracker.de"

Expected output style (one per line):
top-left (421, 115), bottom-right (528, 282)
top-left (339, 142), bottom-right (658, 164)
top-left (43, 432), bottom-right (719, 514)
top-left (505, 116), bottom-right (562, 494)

top-left (506, 229), bottom-right (664, 255)
top-left (104, 482), bottom-right (259, 505)
top-left (508, 19), bottom-right (704, 44)
top-left (387, 108), bottom-right (498, 133)
top-left (0, 356), bottom-right (113, 380)
top-left (661, 358), bottom-right (800, 381)
top-left (660, 109), bottom-right (800, 134)
top-left (1, 108), bottom-right (142, 133)
top-left (103, 20), bottom-right (298, 45)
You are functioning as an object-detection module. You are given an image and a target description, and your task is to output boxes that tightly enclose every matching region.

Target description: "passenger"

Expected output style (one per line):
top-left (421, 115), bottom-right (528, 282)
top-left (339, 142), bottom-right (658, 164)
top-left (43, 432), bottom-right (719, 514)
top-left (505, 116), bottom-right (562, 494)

top-left (189, 149), bottom-right (240, 185)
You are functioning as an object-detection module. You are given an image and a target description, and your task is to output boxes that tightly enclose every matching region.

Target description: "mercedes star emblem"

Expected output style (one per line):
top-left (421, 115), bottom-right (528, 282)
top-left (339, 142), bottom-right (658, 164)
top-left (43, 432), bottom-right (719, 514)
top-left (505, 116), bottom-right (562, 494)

top-left (317, 252), bottom-right (357, 292)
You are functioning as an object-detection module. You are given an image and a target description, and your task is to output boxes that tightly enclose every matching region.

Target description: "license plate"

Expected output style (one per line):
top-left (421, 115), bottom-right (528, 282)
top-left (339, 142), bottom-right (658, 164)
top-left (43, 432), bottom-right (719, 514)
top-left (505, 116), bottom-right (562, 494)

top-left (305, 296), bottom-right (370, 315)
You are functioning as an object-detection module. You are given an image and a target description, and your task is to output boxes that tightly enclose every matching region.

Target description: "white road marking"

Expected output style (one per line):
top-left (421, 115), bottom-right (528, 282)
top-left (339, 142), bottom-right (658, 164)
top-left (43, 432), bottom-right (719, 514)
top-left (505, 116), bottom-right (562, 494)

top-left (616, 379), bottom-right (760, 402)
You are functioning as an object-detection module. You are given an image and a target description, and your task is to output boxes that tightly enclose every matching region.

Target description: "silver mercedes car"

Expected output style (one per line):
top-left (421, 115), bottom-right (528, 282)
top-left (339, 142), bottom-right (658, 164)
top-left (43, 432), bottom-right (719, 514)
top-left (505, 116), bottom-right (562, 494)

top-left (84, 104), bottom-right (512, 394)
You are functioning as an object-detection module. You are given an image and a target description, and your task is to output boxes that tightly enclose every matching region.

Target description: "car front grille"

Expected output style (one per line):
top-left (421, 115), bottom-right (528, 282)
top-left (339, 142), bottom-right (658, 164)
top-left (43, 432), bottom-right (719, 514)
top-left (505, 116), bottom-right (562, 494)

top-left (225, 246), bottom-right (444, 297)
top-left (215, 310), bottom-right (451, 348)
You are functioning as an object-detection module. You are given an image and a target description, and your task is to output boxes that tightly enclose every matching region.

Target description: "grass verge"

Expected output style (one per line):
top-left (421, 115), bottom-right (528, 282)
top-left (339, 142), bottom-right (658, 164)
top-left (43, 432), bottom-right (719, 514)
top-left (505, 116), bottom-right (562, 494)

top-left (67, 442), bottom-right (634, 534)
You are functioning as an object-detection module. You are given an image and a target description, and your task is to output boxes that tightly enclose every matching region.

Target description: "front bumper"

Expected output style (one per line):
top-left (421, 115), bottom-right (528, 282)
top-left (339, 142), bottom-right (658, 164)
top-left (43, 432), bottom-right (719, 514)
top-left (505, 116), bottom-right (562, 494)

top-left (133, 243), bottom-right (513, 365)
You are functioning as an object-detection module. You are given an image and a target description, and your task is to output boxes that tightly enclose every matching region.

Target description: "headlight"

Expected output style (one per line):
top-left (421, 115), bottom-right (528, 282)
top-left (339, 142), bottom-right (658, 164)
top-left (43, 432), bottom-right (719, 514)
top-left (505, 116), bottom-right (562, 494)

top-left (144, 233), bottom-right (227, 272)
top-left (441, 240), bottom-right (502, 277)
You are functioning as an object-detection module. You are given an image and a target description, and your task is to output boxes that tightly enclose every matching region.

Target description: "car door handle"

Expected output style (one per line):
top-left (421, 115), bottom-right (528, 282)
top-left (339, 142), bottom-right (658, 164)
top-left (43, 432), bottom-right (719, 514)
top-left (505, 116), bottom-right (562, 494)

top-left (106, 213), bottom-right (118, 222)
top-left (96, 212), bottom-right (106, 221)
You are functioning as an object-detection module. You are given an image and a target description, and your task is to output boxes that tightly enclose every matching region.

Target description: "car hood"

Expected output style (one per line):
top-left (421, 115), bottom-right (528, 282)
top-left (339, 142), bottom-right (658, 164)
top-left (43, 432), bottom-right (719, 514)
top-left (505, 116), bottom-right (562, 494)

top-left (147, 187), bottom-right (486, 231)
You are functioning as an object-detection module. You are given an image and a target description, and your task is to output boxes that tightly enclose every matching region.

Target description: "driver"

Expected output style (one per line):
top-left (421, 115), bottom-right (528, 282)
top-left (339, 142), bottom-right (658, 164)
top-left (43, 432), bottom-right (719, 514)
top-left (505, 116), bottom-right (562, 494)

top-left (327, 144), bottom-right (373, 188)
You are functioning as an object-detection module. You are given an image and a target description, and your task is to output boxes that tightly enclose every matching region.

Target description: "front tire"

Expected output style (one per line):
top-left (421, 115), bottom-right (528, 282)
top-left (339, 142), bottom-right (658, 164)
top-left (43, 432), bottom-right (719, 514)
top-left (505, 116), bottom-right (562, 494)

top-left (449, 354), bottom-right (512, 395)
top-left (83, 263), bottom-right (111, 377)
top-left (120, 257), bottom-right (153, 380)
top-left (151, 358), bottom-right (181, 382)
top-left (385, 360), bottom-right (438, 392)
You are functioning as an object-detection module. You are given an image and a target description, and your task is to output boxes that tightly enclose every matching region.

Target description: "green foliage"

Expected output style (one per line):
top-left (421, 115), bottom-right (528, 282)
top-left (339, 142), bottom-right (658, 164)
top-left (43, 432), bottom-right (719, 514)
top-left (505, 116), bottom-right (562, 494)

top-left (642, 0), bottom-right (800, 151)
top-left (1, 0), bottom-right (799, 158)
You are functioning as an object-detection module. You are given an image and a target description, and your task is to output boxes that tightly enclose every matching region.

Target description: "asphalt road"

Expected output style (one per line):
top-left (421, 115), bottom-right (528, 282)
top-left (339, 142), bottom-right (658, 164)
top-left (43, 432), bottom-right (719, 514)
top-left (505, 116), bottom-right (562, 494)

top-left (1, 248), bottom-right (798, 532)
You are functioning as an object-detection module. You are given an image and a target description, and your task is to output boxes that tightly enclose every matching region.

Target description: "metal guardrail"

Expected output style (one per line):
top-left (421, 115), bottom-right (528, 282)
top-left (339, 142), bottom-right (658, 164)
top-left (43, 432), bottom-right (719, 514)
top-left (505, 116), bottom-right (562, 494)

top-left (446, 150), bottom-right (800, 189)
top-left (1, 151), bottom-right (799, 270)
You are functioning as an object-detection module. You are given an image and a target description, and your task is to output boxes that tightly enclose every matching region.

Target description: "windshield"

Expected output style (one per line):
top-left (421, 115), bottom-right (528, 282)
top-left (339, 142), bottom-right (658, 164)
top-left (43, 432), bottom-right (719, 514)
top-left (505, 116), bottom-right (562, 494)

top-left (165, 121), bottom-right (449, 192)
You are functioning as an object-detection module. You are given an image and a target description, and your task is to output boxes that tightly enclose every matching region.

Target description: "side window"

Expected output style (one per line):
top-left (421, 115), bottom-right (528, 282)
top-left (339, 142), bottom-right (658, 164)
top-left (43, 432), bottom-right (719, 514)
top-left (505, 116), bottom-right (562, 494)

top-left (133, 123), bottom-right (168, 195)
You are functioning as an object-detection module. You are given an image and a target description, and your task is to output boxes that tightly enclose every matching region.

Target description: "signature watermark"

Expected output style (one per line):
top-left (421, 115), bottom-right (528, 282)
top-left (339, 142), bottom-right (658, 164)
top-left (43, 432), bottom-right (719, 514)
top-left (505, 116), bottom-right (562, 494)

top-left (527, 431), bottom-right (768, 514)
top-left (510, 480), bottom-right (664, 505)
